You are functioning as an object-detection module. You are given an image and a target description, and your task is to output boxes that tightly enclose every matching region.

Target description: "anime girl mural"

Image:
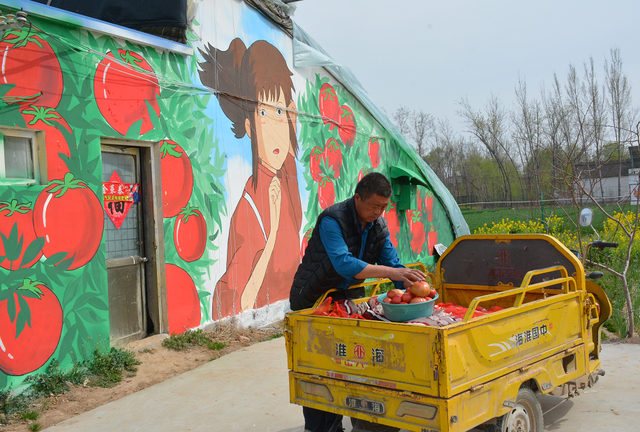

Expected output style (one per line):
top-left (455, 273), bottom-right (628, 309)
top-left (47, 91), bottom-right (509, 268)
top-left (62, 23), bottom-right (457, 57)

top-left (198, 39), bottom-right (302, 319)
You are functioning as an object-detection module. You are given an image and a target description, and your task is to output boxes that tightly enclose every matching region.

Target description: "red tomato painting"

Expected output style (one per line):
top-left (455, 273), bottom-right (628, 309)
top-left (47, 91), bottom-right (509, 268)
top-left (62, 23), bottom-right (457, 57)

top-left (0, 29), bottom-right (63, 109)
top-left (427, 224), bottom-right (438, 256)
top-left (338, 105), bottom-right (356, 146)
top-left (324, 138), bottom-right (342, 179)
top-left (318, 177), bottom-right (335, 210)
top-left (0, 200), bottom-right (42, 270)
top-left (309, 146), bottom-right (324, 182)
top-left (384, 201), bottom-right (400, 248)
top-left (300, 227), bottom-right (313, 260)
top-left (21, 106), bottom-right (71, 181)
top-left (33, 173), bottom-right (104, 270)
top-left (160, 140), bottom-right (194, 218)
top-left (368, 138), bottom-right (381, 168)
top-left (0, 280), bottom-right (63, 376)
top-left (406, 210), bottom-right (425, 255)
top-left (318, 83), bottom-right (340, 130)
top-left (166, 264), bottom-right (201, 334)
top-left (94, 49), bottom-right (161, 136)
top-left (174, 207), bottom-right (207, 262)
top-left (358, 168), bottom-right (371, 183)
top-left (425, 190), bottom-right (434, 222)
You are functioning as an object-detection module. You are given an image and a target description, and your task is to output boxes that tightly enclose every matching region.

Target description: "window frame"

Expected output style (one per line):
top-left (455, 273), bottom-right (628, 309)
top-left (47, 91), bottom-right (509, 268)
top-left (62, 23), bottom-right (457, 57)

top-left (0, 127), bottom-right (45, 186)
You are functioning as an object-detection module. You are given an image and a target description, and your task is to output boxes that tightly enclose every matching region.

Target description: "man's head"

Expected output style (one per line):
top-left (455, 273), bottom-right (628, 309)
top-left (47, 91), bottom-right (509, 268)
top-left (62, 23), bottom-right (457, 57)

top-left (354, 172), bottom-right (392, 226)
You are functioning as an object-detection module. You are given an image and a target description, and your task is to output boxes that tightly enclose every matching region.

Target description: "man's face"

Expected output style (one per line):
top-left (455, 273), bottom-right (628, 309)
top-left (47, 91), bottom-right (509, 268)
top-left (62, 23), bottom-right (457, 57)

top-left (354, 193), bottom-right (390, 226)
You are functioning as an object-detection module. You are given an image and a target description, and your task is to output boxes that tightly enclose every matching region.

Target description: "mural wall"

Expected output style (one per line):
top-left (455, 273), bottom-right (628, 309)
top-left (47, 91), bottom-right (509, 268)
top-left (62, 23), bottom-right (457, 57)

top-left (0, 0), bottom-right (457, 390)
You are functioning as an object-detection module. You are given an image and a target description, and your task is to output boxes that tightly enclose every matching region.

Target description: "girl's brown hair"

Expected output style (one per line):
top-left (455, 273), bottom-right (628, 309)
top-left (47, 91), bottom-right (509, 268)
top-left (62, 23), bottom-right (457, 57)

top-left (199, 38), bottom-right (298, 190)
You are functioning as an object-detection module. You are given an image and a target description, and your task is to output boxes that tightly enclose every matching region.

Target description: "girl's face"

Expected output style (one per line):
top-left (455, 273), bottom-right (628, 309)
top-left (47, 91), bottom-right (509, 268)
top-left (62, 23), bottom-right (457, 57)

top-left (251, 90), bottom-right (290, 173)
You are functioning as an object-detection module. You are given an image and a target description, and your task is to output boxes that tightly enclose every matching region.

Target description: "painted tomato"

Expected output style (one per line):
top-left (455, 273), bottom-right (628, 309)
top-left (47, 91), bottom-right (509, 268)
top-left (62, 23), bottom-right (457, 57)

top-left (324, 138), bottom-right (342, 179)
top-left (33, 173), bottom-right (104, 270)
top-left (427, 224), bottom-right (438, 256)
top-left (0, 29), bottom-right (63, 109)
top-left (300, 227), bottom-right (313, 260)
top-left (309, 146), bottom-right (324, 182)
top-left (160, 140), bottom-right (194, 218)
top-left (166, 264), bottom-right (201, 334)
top-left (94, 49), bottom-right (161, 136)
top-left (0, 280), bottom-right (63, 375)
top-left (318, 177), bottom-right (335, 210)
top-left (358, 168), bottom-right (370, 183)
top-left (338, 105), bottom-right (356, 146)
top-left (0, 200), bottom-right (42, 270)
top-left (425, 190), bottom-right (434, 222)
top-left (368, 138), bottom-right (381, 168)
top-left (21, 106), bottom-right (71, 181)
top-left (407, 210), bottom-right (425, 255)
top-left (319, 83), bottom-right (340, 130)
top-left (384, 201), bottom-right (400, 248)
top-left (174, 207), bottom-right (207, 262)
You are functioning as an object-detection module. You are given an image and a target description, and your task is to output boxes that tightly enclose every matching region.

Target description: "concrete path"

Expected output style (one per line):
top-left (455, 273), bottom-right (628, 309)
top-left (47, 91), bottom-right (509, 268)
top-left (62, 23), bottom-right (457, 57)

top-left (44, 339), bottom-right (640, 432)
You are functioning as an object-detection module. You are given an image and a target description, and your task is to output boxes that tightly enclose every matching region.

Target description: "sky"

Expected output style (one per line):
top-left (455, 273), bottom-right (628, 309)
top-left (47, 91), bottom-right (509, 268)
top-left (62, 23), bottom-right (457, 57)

top-left (292, 0), bottom-right (640, 136)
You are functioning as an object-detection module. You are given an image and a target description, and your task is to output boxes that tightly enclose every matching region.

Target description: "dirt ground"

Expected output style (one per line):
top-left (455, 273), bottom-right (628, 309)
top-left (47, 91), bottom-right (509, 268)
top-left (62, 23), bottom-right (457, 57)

top-left (1, 321), bottom-right (285, 432)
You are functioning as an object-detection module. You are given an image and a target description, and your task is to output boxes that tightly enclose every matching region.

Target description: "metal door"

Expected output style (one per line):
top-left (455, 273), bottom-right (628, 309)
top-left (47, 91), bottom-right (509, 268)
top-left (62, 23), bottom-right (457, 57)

top-left (102, 146), bottom-right (147, 345)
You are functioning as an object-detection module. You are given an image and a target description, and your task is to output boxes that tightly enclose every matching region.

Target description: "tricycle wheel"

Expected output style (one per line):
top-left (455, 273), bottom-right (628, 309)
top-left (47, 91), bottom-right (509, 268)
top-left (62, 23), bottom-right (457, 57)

top-left (493, 386), bottom-right (543, 432)
top-left (350, 417), bottom-right (400, 432)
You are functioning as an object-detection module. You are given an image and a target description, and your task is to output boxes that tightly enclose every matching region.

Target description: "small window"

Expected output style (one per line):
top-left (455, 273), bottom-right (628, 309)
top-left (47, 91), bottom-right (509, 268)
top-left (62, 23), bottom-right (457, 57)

top-left (0, 129), bottom-right (42, 185)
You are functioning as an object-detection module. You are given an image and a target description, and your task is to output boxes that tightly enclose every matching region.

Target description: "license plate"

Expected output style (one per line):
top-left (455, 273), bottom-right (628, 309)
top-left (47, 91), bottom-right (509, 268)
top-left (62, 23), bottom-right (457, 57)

top-left (345, 396), bottom-right (386, 414)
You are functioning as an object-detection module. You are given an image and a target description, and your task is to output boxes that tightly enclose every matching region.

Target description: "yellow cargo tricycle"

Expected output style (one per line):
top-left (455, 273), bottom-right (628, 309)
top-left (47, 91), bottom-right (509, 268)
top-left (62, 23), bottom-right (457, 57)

top-left (284, 234), bottom-right (612, 432)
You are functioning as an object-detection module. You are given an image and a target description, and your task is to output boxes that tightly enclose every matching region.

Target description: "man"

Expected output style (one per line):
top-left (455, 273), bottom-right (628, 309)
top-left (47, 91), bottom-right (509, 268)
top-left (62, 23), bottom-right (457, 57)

top-left (290, 172), bottom-right (425, 432)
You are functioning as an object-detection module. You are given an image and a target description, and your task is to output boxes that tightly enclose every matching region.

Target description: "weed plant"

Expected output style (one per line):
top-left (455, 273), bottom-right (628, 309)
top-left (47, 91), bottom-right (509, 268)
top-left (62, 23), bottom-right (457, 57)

top-left (25, 360), bottom-right (86, 397)
top-left (84, 347), bottom-right (141, 388)
top-left (162, 329), bottom-right (229, 352)
top-left (2, 347), bottom-right (141, 425)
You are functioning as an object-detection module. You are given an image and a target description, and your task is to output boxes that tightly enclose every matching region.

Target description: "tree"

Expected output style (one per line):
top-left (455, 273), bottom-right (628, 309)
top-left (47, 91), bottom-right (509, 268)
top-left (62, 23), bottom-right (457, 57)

top-left (393, 106), bottom-right (435, 157)
top-left (605, 48), bottom-right (637, 197)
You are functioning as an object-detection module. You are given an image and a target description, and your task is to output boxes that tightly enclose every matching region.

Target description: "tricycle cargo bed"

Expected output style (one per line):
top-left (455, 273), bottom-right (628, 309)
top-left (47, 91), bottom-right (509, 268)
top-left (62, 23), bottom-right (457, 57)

top-left (286, 285), bottom-right (587, 399)
top-left (286, 235), bottom-right (598, 398)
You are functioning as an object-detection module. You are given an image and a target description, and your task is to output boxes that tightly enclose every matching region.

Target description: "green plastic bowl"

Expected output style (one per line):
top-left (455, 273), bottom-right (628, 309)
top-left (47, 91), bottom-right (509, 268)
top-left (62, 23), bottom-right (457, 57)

top-left (377, 292), bottom-right (439, 322)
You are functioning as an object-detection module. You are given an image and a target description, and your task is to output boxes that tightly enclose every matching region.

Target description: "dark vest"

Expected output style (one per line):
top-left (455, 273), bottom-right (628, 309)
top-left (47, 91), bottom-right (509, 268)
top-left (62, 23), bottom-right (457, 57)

top-left (289, 198), bottom-right (389, 311)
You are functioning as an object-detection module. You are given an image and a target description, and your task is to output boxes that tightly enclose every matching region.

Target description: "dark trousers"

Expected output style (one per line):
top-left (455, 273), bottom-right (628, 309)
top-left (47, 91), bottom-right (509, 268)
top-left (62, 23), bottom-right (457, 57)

top-left (303, 406), bottom-right (343, 432)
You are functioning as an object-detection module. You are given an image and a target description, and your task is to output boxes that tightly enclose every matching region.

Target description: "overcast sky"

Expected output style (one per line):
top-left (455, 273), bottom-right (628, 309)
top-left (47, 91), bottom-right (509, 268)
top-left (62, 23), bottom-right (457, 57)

top-left (293, 0), bottom-right (640, 136)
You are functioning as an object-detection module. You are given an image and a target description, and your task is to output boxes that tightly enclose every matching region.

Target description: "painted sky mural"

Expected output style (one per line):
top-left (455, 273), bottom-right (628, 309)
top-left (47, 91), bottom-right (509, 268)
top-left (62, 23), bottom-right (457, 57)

top-left (0, 0), bottom-right (457, 391)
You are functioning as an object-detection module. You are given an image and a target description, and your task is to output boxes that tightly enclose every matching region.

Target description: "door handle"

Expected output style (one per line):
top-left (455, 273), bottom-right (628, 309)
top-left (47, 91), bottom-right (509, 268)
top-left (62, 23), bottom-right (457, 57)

top-left (139, 257), bottom-right (148, 263)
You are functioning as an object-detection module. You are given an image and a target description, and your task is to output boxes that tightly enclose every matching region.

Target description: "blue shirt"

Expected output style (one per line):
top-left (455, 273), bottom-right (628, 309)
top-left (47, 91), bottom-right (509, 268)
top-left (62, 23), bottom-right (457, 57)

top-left (319, 216), bottom-right (405, 290)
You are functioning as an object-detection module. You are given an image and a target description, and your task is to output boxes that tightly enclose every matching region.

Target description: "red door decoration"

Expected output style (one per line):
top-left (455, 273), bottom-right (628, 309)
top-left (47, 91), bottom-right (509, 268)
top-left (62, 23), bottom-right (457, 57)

top-left (103, 171), bottom-right (140, 229)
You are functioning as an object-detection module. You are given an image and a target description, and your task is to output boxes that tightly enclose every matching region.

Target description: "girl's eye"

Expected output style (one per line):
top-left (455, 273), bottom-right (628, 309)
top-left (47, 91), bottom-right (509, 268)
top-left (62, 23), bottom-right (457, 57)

top-left (259, 109), bottom-right (266, 117)
top-left (276, 108), bottom-right (283, 116)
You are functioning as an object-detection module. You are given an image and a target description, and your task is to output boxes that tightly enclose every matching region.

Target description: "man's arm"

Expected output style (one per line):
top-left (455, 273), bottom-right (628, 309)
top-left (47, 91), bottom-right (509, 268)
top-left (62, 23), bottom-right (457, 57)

top-left (319, 217), bottom-right (368, 282)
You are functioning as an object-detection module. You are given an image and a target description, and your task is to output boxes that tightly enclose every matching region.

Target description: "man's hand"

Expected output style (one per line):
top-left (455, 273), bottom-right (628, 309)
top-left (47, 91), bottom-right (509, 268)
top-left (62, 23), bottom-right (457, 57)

top-left (388, 267), bottom-right (426, 286)
top-left (354, 265), bottom-right (426, 286)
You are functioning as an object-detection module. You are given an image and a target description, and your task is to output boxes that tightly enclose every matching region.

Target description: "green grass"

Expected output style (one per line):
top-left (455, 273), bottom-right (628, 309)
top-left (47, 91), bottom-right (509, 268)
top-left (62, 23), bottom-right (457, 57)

top-left (162, 329), bottom-right (229, 352)
top-left (20, 410), bottom-right (40, 421)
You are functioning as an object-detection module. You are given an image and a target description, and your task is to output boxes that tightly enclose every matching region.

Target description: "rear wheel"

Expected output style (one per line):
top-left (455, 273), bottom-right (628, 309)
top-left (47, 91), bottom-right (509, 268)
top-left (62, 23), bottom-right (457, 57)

top-left (493, 386), bottom-right (543, 432)
top-left (350, 418), bottom-right (400, 432)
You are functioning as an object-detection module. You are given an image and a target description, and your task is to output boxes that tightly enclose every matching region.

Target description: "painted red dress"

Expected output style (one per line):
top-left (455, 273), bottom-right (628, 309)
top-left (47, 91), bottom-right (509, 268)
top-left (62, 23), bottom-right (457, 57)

top-left (213, 153), bottom-right (302, 319)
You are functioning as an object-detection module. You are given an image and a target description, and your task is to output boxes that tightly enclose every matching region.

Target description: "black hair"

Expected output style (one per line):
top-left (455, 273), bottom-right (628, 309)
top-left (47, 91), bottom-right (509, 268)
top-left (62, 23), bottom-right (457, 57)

top-left (355, 172), bottom-right (392, 200)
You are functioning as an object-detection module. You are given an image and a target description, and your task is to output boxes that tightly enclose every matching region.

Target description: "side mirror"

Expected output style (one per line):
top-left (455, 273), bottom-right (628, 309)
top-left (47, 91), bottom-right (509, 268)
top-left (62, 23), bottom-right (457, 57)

top-left (579, 208), bottom-right (593, 227)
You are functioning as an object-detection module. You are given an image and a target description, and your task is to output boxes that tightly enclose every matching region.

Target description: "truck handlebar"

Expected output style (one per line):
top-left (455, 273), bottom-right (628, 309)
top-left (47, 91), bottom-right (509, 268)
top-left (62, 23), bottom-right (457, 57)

top-left (591, 241), bottom-right (619, 250)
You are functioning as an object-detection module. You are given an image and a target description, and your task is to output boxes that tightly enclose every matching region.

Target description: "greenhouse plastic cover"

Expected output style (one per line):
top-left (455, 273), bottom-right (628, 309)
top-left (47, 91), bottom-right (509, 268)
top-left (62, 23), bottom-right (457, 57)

top-left (292, 22), bottom-right (469, 237)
